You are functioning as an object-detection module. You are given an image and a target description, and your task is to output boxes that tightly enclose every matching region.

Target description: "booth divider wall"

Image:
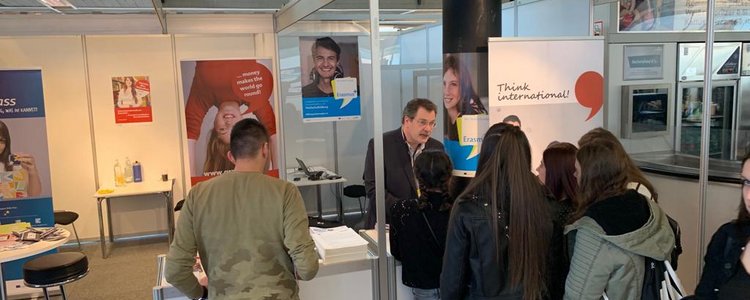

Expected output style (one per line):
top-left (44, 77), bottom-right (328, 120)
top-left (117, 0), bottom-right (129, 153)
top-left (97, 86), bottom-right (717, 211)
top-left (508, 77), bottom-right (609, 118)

top-left (0, 31), bottom-right (278, 240)
top-left (0, 35), bottom-right (98, 240)
top-left (85, 35), bottom-right (183, 237)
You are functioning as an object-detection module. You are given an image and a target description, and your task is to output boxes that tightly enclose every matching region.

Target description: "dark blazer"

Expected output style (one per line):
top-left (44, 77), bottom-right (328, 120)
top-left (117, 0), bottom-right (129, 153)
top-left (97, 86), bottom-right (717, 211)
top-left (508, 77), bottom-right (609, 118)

top-left (694, 221), bottom-right (750, 299)
top-left (363, 128), bottom-right (444, 229)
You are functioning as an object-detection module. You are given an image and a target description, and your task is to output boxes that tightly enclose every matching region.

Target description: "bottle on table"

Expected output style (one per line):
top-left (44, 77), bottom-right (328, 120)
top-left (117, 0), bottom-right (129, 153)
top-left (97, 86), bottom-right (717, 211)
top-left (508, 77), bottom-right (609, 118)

top-left (133, 161), bottom-right (143, 183)
top-left (125, 157), bottom-right (134, 183)
top-left (114, 159), bottom-right (126, 187)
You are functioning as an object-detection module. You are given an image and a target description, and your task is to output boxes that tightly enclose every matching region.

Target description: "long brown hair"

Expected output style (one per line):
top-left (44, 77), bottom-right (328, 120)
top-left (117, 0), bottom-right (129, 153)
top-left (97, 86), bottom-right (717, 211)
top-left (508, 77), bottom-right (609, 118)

top-left (542, 142), bottom-right (578, 204)
top-left (203, 130), bottom-right (234, 174)
top-left (578, 127), bottom-right (658, 201)
top-left (573, 143), bottom-right (630, 221)
top-left (459, 125), bottom-right (551, 300)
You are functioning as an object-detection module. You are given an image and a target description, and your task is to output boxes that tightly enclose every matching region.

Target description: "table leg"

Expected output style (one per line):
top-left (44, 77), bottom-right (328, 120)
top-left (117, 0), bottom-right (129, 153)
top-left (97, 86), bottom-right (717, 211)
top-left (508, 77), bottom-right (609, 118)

top-left (0, 264), bottom-right (6, 300)
top-left (336, 182), bottom-right (344, 223)
top-left (106, 198), bottom-right (114, 243)
top-left (163, 191), bottom-right (175, 244)
top-left (316, 186), bottom-right (323, 219)
top-left (97, 197), bottom-right (107, 259)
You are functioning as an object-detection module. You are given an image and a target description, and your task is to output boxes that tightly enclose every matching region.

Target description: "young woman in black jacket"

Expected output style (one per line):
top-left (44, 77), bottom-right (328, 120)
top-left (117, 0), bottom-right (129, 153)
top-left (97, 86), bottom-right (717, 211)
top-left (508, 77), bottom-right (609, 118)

top-left (440, 123), bottom-right (564, 300)
top-left (390, 150), bottom-right (454, 300)
top-left (694, 153), bottom-right (750, 299)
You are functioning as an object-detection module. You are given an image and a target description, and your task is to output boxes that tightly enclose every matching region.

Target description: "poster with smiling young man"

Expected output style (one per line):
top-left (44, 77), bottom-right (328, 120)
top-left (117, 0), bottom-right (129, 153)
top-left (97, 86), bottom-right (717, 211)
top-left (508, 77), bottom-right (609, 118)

top-left (299, 36), bottom-right (361, 122)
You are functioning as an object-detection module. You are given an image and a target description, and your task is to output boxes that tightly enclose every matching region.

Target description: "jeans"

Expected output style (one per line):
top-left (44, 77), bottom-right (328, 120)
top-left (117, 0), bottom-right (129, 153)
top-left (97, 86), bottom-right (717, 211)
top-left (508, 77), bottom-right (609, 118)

top-left (412, 288), bottom-right (440, 300)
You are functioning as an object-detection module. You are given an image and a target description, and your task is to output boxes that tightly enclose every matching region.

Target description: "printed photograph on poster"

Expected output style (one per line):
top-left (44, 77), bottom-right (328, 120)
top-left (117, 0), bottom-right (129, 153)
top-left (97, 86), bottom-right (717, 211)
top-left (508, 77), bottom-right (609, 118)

top-left (112, 76), bottom-right (152, 124)
top-left (623, 45), bottom-right (664, 81)
top-left (0, 70), bottom-right (53, 201)
top-left (442, 53), bottom-right (490, 176)
top-left (593, 20), bottom-right (604, 36)
top-left (618, 0), bottom-right (675, 32)
top-left (299, 36), bottom-right (361, 122)
top-left (181, 59), bottom-right (279, 185)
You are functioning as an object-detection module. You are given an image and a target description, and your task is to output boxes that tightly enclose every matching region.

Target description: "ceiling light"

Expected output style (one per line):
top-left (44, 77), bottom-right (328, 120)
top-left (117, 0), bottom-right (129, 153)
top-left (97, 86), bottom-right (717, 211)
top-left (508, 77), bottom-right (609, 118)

top-left (37, 0), bottom-right (76, 8)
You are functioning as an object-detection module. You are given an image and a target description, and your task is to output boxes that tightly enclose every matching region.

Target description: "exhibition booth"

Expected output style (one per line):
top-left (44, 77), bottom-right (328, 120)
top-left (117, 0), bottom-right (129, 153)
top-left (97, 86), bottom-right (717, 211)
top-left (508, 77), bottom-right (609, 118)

top-left (0, 0), bottom-right (748, 298)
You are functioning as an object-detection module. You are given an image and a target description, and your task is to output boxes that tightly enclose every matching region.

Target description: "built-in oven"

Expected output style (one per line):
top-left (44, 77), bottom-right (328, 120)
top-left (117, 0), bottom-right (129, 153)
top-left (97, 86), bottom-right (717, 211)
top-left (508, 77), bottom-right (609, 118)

top-left (621, 84), bottom-right (673, 139)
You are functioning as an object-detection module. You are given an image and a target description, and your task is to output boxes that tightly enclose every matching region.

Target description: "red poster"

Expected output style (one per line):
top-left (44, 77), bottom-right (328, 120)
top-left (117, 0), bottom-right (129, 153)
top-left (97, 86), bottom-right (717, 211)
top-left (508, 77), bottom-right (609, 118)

top-left (112, 76), bottom-right (152, 123)
top-left (180, 59), bottom-right (279, 185)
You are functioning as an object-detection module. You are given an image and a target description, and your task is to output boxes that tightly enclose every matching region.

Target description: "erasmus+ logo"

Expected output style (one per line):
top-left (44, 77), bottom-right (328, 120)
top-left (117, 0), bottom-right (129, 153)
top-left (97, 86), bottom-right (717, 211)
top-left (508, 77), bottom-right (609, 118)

top-left (629, 55), bottom-right (661, 68)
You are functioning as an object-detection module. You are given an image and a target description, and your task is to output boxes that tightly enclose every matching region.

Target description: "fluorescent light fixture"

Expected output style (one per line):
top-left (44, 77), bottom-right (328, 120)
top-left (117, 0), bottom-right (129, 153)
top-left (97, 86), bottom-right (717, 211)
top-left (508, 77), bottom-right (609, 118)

top-left (37, 0), bottom-right (76, 8)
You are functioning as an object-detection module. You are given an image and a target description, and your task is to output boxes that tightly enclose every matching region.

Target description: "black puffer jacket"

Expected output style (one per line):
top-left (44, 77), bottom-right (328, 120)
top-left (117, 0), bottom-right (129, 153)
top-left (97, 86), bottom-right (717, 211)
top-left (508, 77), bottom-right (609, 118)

top-left (440, 194), bottom-right (566, 300)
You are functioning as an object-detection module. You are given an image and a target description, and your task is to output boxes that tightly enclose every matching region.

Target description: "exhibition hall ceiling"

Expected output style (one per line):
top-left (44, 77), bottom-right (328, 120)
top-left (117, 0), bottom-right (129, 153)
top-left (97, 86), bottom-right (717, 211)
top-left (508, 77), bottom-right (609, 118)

top-left (0, 0), bottom-right (441, 14)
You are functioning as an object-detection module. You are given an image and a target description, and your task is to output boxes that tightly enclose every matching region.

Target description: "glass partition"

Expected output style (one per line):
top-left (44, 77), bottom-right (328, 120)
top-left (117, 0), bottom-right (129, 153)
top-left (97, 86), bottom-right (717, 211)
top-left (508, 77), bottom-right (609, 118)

top-left (618, 0), bottom-right (750, 32)
top-left (276, 5), bottom-right (442, 299)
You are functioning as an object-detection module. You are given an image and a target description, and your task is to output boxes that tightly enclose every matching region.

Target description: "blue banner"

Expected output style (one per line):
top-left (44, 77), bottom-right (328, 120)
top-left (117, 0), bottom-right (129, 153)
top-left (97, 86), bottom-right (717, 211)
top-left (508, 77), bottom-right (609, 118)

top-left (302, 96), bottom-right (362, 122)
top-left (0, 70), bottom-right (46, 119)
top-left (0, 70), bottom-right (55, 281)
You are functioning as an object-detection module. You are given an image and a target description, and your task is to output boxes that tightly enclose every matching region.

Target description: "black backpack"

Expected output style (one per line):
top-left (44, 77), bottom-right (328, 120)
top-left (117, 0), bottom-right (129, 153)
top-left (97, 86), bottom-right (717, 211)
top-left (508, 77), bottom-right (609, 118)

top-left (634, 184), bottom-right (683, 268)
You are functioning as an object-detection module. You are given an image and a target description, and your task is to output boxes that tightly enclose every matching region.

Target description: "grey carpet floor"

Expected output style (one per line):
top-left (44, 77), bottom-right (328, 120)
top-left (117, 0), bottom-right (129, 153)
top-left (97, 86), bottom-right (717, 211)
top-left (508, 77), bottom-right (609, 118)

top-left (56, 236), bottom-right (170, 300)
top-left (23, 212), bottom-right (365, 300)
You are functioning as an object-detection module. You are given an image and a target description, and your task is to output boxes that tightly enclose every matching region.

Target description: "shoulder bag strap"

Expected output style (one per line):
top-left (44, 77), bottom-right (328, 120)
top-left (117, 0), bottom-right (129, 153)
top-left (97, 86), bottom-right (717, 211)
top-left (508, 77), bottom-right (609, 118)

top-left (421, 212), bottom-right (443, 252)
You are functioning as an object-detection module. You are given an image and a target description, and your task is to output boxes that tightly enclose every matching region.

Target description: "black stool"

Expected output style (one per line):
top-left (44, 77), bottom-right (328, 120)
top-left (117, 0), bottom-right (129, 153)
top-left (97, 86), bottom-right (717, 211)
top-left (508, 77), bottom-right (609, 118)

top-left (23, 252), bottom-right (89, 300)
top-left (54, 211), bottom-right (81, 249)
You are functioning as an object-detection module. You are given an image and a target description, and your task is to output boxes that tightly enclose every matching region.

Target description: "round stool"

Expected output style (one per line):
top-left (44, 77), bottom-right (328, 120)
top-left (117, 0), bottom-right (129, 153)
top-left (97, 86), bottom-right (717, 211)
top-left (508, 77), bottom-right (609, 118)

top-left (23, 252), bottom-right (89, 300)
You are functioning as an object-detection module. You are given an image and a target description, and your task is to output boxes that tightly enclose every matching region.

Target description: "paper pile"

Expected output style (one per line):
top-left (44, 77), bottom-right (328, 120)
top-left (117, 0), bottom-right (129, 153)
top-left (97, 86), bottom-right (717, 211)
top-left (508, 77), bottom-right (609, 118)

top-left (309, 226), bottom-right (368, 264)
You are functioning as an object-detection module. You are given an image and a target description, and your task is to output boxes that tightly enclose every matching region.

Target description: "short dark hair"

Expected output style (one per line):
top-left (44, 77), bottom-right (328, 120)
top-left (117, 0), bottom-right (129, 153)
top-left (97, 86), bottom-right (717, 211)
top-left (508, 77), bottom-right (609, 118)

top-left (503, 115), bottom-right (521, 126)
top-left (402, 98), bottom-right (437, 124)
top-left (311, 37), bottom-right (341, 59)
top-left (230, 119), bottom-right (269, 159)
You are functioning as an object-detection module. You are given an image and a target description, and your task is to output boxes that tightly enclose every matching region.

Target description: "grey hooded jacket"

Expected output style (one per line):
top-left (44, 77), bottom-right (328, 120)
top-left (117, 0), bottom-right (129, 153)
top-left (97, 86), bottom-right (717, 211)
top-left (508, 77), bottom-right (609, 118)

top-left (563, 190), bottom-right (675, 300)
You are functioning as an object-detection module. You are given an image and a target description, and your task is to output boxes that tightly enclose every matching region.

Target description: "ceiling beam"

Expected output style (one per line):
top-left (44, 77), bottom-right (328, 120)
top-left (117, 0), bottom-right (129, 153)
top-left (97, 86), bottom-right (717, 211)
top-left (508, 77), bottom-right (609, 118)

top-left (152, 0), bottom-right (167, 34)
top-left (274, 0), bottom-right (334, 33)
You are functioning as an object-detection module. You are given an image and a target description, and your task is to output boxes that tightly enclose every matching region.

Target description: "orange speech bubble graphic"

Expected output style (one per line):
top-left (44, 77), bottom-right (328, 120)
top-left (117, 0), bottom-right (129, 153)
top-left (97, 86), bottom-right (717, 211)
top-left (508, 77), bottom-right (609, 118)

top-left (575, 71), bottom-right (603, 121)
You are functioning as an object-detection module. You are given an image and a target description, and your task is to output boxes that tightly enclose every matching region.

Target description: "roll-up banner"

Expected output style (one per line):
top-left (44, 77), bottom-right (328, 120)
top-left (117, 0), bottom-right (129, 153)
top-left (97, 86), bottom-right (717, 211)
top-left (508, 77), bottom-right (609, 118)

top-left (488, 37), bottom-right (605, 169)
top-left (0, 69), bottom-right (55, 280)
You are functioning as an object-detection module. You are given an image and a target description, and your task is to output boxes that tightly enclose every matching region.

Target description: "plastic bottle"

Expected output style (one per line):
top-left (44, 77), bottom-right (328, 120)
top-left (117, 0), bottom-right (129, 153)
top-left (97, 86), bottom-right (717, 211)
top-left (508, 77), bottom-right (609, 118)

top-left (124, 157), bottom-right (134, 183)
top-left (114, 159), bottom-right (126, 187)
top-left (133, 161), bottom-right (143, 182)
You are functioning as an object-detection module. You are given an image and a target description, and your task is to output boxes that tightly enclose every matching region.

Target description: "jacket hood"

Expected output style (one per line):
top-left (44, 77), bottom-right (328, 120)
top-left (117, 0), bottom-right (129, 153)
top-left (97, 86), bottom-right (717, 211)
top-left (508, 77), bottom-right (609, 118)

top-left (565, 192), bottom-right (675, 261)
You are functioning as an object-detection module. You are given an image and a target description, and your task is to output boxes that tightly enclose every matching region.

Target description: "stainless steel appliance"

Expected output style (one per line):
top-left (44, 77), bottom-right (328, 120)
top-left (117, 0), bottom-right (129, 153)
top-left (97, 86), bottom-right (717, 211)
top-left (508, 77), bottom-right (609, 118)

top-left (735, 43), bottom-right (750, 160)
top-left (676, 42), bottom-right (741, 160)
top-left (621, 84), bottom-right (673, 139)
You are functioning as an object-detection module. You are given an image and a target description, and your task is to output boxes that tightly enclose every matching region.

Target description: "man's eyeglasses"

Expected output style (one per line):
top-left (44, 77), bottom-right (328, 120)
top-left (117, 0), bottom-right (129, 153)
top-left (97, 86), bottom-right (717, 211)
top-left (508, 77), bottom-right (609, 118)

top-left (412, 118), bottom-right (437, 128)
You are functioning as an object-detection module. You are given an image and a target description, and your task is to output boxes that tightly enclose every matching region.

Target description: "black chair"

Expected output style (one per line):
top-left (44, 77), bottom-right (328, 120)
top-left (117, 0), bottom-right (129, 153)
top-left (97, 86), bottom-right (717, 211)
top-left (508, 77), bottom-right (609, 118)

top-left (174, 199), bottom-right (185, 212)
top-left (23, 252), bottom-right (89, 300)
top-left (53, 211), bottom-right (81, 249)
top-left (343, 185), bottom-right (367, 215)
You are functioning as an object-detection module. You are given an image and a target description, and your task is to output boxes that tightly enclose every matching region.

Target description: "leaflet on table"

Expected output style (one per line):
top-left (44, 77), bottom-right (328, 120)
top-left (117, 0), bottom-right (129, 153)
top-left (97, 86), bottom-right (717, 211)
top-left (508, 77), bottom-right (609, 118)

top-left (309, 226), bottom-right (368, 259)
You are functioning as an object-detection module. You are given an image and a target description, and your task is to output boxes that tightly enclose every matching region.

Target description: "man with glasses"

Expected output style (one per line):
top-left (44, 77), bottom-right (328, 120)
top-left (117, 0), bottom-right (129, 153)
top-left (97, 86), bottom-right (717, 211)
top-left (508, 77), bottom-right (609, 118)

top-left (363, 98), bottom-right (445, 229)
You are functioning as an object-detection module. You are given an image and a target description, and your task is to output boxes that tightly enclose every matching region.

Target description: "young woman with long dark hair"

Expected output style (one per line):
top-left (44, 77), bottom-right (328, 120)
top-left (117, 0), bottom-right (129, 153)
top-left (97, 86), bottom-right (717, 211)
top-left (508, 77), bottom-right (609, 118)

top-left (441, 124), bottom-right (562, 300)
top-left (390, 150), bottom-right (454, 300)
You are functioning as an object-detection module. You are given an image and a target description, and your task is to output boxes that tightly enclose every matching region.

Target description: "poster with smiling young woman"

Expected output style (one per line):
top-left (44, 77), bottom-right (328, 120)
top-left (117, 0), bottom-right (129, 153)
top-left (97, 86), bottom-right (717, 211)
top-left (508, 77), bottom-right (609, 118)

top-left (299, 36), bottom-right (361, 122)
top-left (180, 59), bottom-right (278, 185)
